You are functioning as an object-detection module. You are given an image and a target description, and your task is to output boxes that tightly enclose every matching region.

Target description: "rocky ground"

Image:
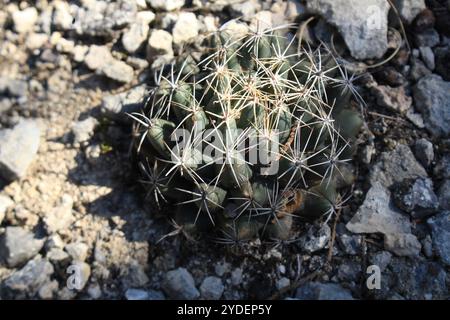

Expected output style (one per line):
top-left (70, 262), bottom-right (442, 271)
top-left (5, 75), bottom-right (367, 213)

top-left (0, 0), bottom-right (449, 300)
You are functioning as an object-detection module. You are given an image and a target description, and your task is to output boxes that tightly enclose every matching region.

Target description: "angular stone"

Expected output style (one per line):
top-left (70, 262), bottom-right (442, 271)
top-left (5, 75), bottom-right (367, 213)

top-left (393, 0), bottom-right (426, 24)
top-left (199, 276), bottom-right (224, 300)
top-left (413, 74), bottom-right (450, 137)
top-left (369, 144), bottom-right (427, 188)
top-left (172, 12), bottom-right (199, 45)
top-left (384, 233), bottom-right (422, 257)
top-left (295, 282), bottom-right (354, 300)
top-left (0, 226), bottom-right (45, 268)
top-left (306, 0), bottom-right (389, 60)
top-left (427, 211), bottom-right (450, 266)
top-left (43, 194), bottom-right (75, 233)
top-left (0, 119), bottom-right (41, 181)
top-left (162, 267), bottom-right (200, 300)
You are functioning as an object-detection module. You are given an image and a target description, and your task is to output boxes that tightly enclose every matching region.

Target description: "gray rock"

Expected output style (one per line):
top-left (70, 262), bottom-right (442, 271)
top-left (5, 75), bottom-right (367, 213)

top-left (0, 226), bottom-right (45, 268)
top-left (200, 276), bottom-right (224, 300)
top-left (148, 0), bottom-right (185, 11)
top-left (147, 29), bottom-right (174, 68)
top-left (438, 180), bottom-right (450, 210)
top-left (370, 251), bottom-right (392, 272)
top-left (434, 154), bottom-right (450, 179)
top-left (38, 280), bottom-right (58, 300)
top-left (46, 248), bottom-right (70, 263)
top-left (419, 46), bottom-right (435, 70)
top-left (413, 74), bottom-right (450, 137)
top-left (414, 138), bottom-right (434, 167)
top-left (295, 282), bottom-right (354, 300)
top-left (306, 0), bottom-right (389, 60)
top-left (44, 194), bottom-right (74, 234)
top-left (414, 29), bottom-right (440, 47)
top-left (3, 257), bottom-right (54, 298)
top-left (393, 177), bottom-right (439, 219)
top-left (384, 233), bottom-right (422, 257)
top-left (406, 109), bottom-right (425, 128)
top-left (101, 85), bottom-right (147, 123)
top-left (410, 57), bottom-right (431, 82)
top-left (300, 224), bottom-right (330, 253)
top-left (214, 262), bottom-right (231, 277)
top-left (427, 211), bottom-right (450, 266)
top-left (371, 85), bottom-right (412, 113)
top-left (147, 289), bottom-right (165, 300)
top-left (12, 7), bottom-right (38, 34)
top-left (389, 260), bottom-right (447, 299)
top-left (231, 268), bottom-right (243, 286)
top-left (337, 233), bottom-right (362, 255)
top-left (276, 277), bottom-right (291, 290)
top-left (434, 46), bottom-right (450, 81)
top-left (0, 119), bottom-right (41, 181)
top-left (84, 45), bottom-right (134, 83)
top-left (162, 267), bottom-right (200, 299)
top-left (337, 262), bottom-right (361, 282)
top-left (0, 194), bottom-right (13, 224)
top-left (346, 182), bottom-right (412, 235)
top-left (393, 0), bottom-right (426, 24)
top-left (421, 235), bottom-right (433, 257)
top-left (122, 21), bottom-right (150, 54)
top-left (72, 0), bottom-right (137, 38)
top-left (369, 144), bottom-right (427, 188)
top-left (172, 12), bottom-right (199, 45)
top-left (125, 288), bottom-right (150, 300)
top-left (72, 117), bottom-right (98, 145)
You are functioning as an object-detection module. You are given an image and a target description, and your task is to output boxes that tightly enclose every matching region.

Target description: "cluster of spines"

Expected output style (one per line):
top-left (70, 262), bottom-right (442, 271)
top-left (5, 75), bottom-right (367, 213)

top-left (130, 23), bottom-right (363, 243)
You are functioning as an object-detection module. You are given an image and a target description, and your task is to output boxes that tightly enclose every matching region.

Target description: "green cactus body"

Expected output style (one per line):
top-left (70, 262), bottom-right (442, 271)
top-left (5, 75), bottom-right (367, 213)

top-left (132, 24), bottom-right (363, 242)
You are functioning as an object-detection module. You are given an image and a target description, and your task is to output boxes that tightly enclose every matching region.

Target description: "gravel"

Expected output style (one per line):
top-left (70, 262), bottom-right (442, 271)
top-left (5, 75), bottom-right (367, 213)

top-left (414, 138), bottom-right (434, 167)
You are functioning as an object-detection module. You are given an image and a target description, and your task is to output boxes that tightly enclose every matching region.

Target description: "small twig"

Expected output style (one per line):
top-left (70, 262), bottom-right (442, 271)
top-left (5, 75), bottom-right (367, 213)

top-left (327, 206), bottom-right (341, 262)
top-left (368, 111), bottom-right (407, 123)
top-left (268, 270), bottom-right (321, 300)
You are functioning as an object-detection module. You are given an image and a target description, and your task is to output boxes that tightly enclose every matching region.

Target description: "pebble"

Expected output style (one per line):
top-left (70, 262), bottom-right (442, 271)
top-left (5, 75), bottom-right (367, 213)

top-left (370, 251), bottom-right (392, 272)
top-left (162, 267), bottom-right (200, 299)
top-left (172, 12), bottom-right (199, 45)
top-left (413, 74), bottom-right (450, 137)
top-left (295, 282), bottom-right (353, 300)
top-left (276, 277), bottom-right (290, 290)
top-left (43, 194), bottom-right (75, 234)
top-left (12, 7), bottom-right (38, 34)
top-left (306, 0), bottom-right (389, 60)
top-left (438, 180), bottom-right (450, 210)
top-left (414, 138), bottom-right (434, 167)
top-left (419, 46), bottom-right (435, 70)
top-left (147, 29), bottom-right (174, 60)
top-left (84, 45), bottom-right (134, 83)
top-left (0, 226), bottom-right (45, 268)
top-left (65, 242), bottom-right (89, 262)
top-left (371, 85), bottom-right (412, 113)
top-left (199, 276), bottom-right (224, 300)
top-left (300, 224), bottom-right (331, 253)
top-left (3, 257), bottom-right (54, 299)
top-left (122, 21), bottom-right (150, 53)
top-left (72, 117), bottom-right (98, 145)
top-left (384, 233), bottom-right (422, 257)
top-left (101, 85), bottom-right (147, 123)
top-left (393, 0), bottom-right (426, 23)
top-left (231, 268), bottom-right (243, 286)
top-left (0, 194), bottom-right (13, 225)
top-left (427, 211), bottom-right (450, 266)
top-left (148, 0), bottom-right (185, 11)
top-left (125, 288), bottom-right (150, 300)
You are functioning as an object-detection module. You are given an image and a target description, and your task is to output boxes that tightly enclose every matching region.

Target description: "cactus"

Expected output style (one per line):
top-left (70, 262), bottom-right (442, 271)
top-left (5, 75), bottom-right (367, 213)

top-left (131, 23), bottom-right (363, 242)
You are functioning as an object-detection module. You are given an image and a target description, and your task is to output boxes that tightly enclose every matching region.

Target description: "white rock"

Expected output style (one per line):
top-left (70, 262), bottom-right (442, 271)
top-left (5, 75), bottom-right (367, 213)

top-left (12, 7), bottom-right (38, 34)
top-left (65, 242), bottom-right (89, 262)
top-left (43, 194), bottom-right (74, 234)
top-left (122, 21), bottom-right (150, 53)
top-left (147, 29), bottom-right (173, 57)
top-left (172, 12), bottom-right (199, 45)
top-left (148, 0), bottom-right (185, 11)
top-left (72, 117), bottom-right (98, 145)
top-left (137, 11), bottom-right (156, 25)
top-left (52, 0), bottom-right (73, 30)
top-left (26, 33), bottom-right (49, 50)
top-left (0, 119), bottom-right (41, 181)
top-left (0, 194), bottom-right (14, 224)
